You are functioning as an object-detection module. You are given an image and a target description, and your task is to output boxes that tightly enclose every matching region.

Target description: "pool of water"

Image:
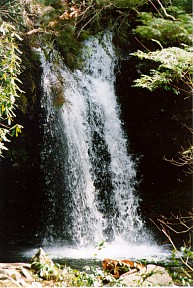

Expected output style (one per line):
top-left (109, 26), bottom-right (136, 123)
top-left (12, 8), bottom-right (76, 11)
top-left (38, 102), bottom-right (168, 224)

top-left (2, 240), bottom-right (171, 271)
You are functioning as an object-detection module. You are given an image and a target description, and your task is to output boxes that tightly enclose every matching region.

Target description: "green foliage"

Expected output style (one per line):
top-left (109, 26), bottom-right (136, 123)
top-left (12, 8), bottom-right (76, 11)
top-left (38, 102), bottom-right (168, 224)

top-left (131, 47), bottom-right (193, 94)
top-left (0, 20), bottom-right (23, 156)
top-left (167, 247), bottom-right (193, 286)
top-left (30, 247), bottom-right (126, 286)
top-left (0, 0), bottom-right (24, 31)
top-left (96, 240), bottom-right (107, 250)
top-left (30, 246), bottom-right (193, 287)
top-left (31, 261), bottom-right (64, 281)
top-left (30, 0), bottom-right (148, 67)
top-left (134, 9), bottom-right (193, 46)
top-left (1, 0), bottom-right (191, 157)
top-left (132, 3), bottom-right (193, 172)
top-left (96, 0), bottom-right (146, 8)
top-left (140, 246), bottom-right (193, 286)
top-left (40, 0), bottom-right (63, 10)
top-left (31, 257), bottom-right (124, 286)
top-left (31, 0), bottom-right (84, 69)
top-left (171, 0), bottom-right (192, 13)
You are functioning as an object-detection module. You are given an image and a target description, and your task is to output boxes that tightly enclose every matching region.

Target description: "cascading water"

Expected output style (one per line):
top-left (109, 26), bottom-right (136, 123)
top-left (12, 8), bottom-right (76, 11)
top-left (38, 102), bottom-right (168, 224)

top-left (39, 33), bottom-right (153, 251)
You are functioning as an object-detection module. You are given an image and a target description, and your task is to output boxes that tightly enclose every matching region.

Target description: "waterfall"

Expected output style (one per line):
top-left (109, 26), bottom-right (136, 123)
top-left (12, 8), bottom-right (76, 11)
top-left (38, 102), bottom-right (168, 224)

top-left (39, 33), bottom-right (151, 248)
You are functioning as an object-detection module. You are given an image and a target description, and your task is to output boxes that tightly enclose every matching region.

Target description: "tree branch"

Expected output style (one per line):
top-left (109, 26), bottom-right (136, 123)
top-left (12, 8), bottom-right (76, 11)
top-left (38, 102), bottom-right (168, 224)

top-left (156, 0), bottom-right (176, 21)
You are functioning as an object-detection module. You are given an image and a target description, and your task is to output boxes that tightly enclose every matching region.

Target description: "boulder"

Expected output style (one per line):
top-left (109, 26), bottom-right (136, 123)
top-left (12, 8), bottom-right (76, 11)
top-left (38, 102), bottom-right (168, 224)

top-left (31, 248), bottom-right (54, 267)
top-left (120, 264), bottom-right (174, 286)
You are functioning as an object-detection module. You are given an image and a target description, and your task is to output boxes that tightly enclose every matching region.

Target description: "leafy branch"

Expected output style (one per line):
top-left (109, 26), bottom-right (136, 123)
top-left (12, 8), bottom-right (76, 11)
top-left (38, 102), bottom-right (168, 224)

top-left (0, 21), bottom-right (23, 156)
top-left (131, 47), bottom-right (193, 94)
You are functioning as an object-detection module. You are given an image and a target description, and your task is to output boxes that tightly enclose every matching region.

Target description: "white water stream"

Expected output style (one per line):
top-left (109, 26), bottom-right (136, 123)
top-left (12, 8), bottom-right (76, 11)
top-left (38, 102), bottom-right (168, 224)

top-left (37, 33), bottom-right (164, 259)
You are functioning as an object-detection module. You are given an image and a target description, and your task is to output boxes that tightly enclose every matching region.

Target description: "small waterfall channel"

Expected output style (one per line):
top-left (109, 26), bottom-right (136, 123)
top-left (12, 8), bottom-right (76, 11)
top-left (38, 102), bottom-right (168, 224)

top-left (38, 33), bottom-right (161, 259)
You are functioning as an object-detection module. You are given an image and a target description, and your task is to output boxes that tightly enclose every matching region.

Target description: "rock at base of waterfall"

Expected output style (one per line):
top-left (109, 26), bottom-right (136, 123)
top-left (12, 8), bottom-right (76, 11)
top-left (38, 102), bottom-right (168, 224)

top-left (120, 264), bottom-right (174, 286)
top-left (31, 248), bottom-right (54, 267)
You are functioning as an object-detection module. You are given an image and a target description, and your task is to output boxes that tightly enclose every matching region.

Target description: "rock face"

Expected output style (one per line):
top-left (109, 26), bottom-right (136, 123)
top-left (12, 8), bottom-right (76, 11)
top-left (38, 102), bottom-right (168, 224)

top-left (0, 45), bottom-right (43, 250)
top-left (116, 56), bottom-right (192, 240)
